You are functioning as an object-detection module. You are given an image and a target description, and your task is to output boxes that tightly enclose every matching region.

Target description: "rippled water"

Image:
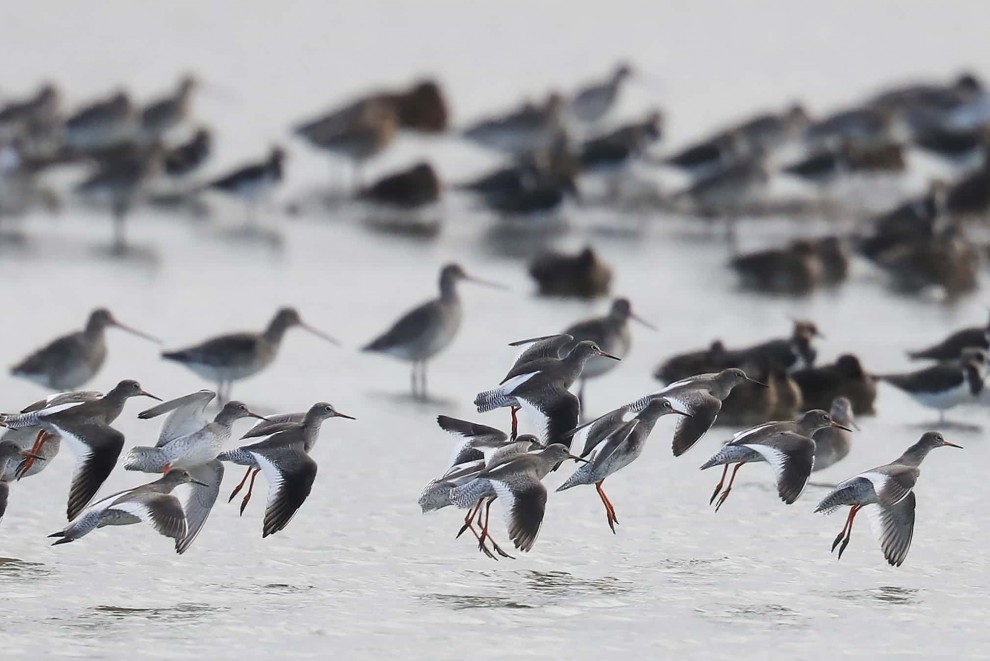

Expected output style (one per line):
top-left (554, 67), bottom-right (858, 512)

top-left (1, 3), bottom-right (989, 660)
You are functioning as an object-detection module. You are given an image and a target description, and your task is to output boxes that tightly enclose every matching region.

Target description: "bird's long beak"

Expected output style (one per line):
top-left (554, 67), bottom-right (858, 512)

top-left (630, 311), bottom-right (657, 331)
top-left (191, 479), bottom-right (210, 487)
top-left (333, 411), bottom-right (356, 420)
top-left (246, 410), bottom-right (268, 421)
top-left (568, 453), bottom-right (590, 463)
top-left (943, 440), bottom-right (964, 449)
top-left (672, 408), bottom-right (693, 418)
top-left (112, 320), bottom-right (161, 344)
top-left (831, 422), bottom-right (853, 432)
top-left (597, 350), bottom-right (621, 361)
top-left (745, 376), bottom-right (768, 388)
top-left (139, 390), bottom-right (163, 401)
top-left (464, 274), bottom-right (508, 290)
top-left (301, 322), bottom-right (340, 346)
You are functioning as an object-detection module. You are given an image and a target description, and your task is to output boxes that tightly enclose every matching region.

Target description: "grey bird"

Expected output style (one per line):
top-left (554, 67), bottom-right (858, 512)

top-left (0, 379), bottom-right (161, 520)
top-left (907, 311), bottom-right (990, 362)
top-left (875, 348), bottom-right (988, 425)
top-left (563, 298), bottom-right (655, 409)
top-left (10, 308), bottom-right (159, 391)
top-left (0, 441), bottom-right (47, 524)
top-left (450, 443), bottom-right (583, 553)
top-left (815, 431), bottom-right (961, 566)
top-left (568, 62), bottom-right (633, 126)
top-left (475, 340), bottom-right (619, 444)
top-left (141, 74), bottom-right (197, 140)
top-left (162, 307), bottom-right (337, 402)
top-left (363, 263), bottom-right (502, 399)
top-left (47, 469), bottom-right (207, 549)
top-left (812, 397), bottom-right (860, 473)
top-left (124, 391), bottom-right (268, 553)
top-left (217, 402), bottom-right (354, 537)
top-left (557, 397), bottom-right (690, 532)
top-left (700, 409), bottom-right (849, 510)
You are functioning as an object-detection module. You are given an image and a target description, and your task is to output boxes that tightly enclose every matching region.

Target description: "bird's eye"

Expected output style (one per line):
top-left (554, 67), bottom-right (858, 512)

top-left (664, 401), bottom-right (672, 408)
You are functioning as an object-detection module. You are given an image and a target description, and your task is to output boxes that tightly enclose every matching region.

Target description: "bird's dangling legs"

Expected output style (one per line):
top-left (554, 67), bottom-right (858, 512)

top-left (478, 497), bottom-right (513, 559)
top-left (239, 468), bottom-right (261, 515)
top-left (714, 462), bottom-right (746, 512)
top-left (510, 406), bottom-right (520, 440)
top-left (228, 466), bottom-right (254, 502)
top-left (833, 505), bottom-right (862, 559)
top-left (595, 481), bottom-right (619, 533)
top-left (709, 464), bottom-right (731, 505)
top-left (16, 430), bottom-right (51, 479)
top-left (456, 499), bottom-right (483, 539)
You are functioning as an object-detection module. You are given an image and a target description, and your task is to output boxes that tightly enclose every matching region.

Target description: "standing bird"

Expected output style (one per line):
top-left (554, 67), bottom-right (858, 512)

top-left (0, 441), bottom-right (47, 524)
top-left (791, 353), bottom-right (877, 415)
top-left (10, 308), bottom-right (159, 391)
top-left (47, 469), bottom-right (206, 548)
top-left (140, 74), bottom-right (197, 140)
top-left (162, 307), bottom-right (337, 402)
top-left (475, 341), bottom-right (619, 444)
top-left (815, 432), bottom-right (961, 566)
top-left (450, 443), bottom-right (582, 552)
top-left (124, 391), bottom-right (267, 553)
top-left (0, 380), bottom-right (161, 520)
top-left (165, 128), bottom-right (212, 179)
top-left (363, 263), bottom-right (502, 399)
top-left (569, 63), bottom-right (633, 126)
top-left (557, 397), bottom-right (689, 532)
top-left (563, 298), bottom-right (655, 408)
top-left (875, 348), bottom-right (987, 425)
top-left (700, 409), bottom-right (847, 510)
top-left (206, 146), bottom-right (285, 226)
top-left (64, 90), bottom-right (136, 150)
top-left (906, 312), bottom-right (990, 362)
top-left (217, 402), bottom-right (354, 537)
top-left (812, 397), bottom-right (859, 473)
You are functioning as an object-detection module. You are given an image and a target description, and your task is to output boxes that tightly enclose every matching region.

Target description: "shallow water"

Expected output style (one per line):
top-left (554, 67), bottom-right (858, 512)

top-left (1, 3), bottom-right (989, 660)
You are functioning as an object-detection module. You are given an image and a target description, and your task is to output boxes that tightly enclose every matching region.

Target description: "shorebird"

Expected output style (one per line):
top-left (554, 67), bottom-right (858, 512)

top-left (363, 263), bottom-right (501, 399)
top-left (875, 348), bottom-right (987, 425)
top-left (731, 240), bottom-right (824, 295)
top-left (568, 63), bottom-right (633, 126)
top-left (206, 146), bottom-right (285, 225)
top-left (803, 107), bottom-right (897, 149)
top-left (140, 74), bottom-right (197, 140)
top-left (907, 311), bottom-right (990, 361)
top-left (815, 431), bottom-right (961, 566)
top-left (165, 128), bottom-right (212, 179)
top-left (3, 391), bottom-right (103, 481)
top-left (475, 340), bottom-right (618, 443)
top-left (0, 83), bottom-right (60, 133)
top-left (563, 298), bottom-right (654, 408)
top-left (358, 161), bottom-right (440, 209)
top-left (700, 409), bottom-right (845, 510)
top-left (64, 90), bottom-right (136, 150)
top-left (783, 141), bottom-right (906, 185)
top-left (124, 391), bottom-right (267, 553)
top-left (450, 443), bottom-right (582, 553)
top-left (47, 469), bottom-right (206, 548)
top-left (675, 154), bottom-right (770, 216)
top-left (529, 246), bottom-right (612, 298)
top-left (294, 98), bottom-right (397, 188)
top-left (813, 397), bottom-right (859, 473)
top-left (0, 380), bottom-right (160, 520)
top-left (462, 93), bottom-right (565, 156)
top-left (579, 110), bottom-right (664, 174)
top-left (10, 308), bottom-right (159, 391)
top-left (613, 368), bottom-right (762, 456)
top-left (791, 354), bottom-right (877, 415)
top-left (557, 397), bottom-right (688, 532)
top-left (0, 441), bottom-right (46, 524)
top-left (75, 144), bottom-right (163, 251)
top-left (218, 402), bottom-right (353, 536)
top-left (162, 307), bottom-right (337, 402)
top-left (662, 131), bottom-right (745, 178)
top-left (421, 423), bottom-right (542, 559)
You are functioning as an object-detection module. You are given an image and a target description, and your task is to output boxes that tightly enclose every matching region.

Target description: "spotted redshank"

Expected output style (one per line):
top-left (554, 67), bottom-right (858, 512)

top-left (701, 409), bottom-right (847, 510)
top-left (815, 431), bottom-right (961, 566)
top-left (0, 380), bottom-right (161, 520)
top-left (557, 397), bottom-right (688, 532)
top-left (363, 263), bottom-right (501, 399)
top-left (47, 469), bottom-right (206, 548)
top-left (0, 441), bottom-right (46, 524)
top-left (162, 307), bottom-right (337, 401)
top-left (217, 402), bottom-right (353, 536)
top-left (3, 391), bottom-right (102, 480)
top-left (10, 308), bottom-right (159, 391)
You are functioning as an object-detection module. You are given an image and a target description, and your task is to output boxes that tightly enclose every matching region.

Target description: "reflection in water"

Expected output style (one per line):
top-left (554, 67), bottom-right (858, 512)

top-left (0, 557), bottom-right (50, 577)
top-left (698, 602), bottom-right (806, 629)
top-left (363, 213), bottom-right (441, 240)
top-left (519, 569), bottom-right (633, 597)
top-left (419, 593), bottom-right (535, 610)
top-left (90, 243), bottom-right (162, 271)
top-left (836, 586), bottom-right (920, 605)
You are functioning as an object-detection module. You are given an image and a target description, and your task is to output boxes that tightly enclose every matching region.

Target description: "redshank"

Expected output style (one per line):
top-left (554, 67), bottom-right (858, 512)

top-left (0, 441), bottom-right (46, 524)
top-left (815, 431), bottom-right (961, 566)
